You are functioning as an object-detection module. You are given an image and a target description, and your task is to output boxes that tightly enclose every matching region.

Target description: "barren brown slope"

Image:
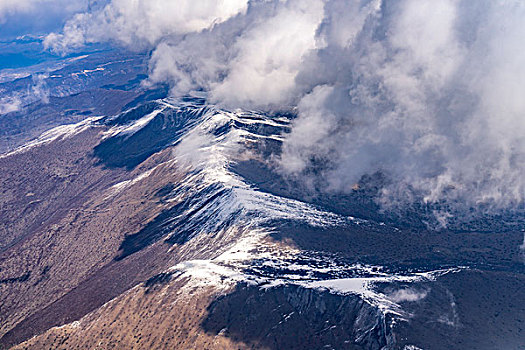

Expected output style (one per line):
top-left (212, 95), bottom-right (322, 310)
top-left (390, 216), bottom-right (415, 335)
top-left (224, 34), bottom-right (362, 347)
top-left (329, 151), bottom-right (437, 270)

top-left (0, 123), bottom-right (194, 348)
top-left (12, 276), bottom-right (254, 350)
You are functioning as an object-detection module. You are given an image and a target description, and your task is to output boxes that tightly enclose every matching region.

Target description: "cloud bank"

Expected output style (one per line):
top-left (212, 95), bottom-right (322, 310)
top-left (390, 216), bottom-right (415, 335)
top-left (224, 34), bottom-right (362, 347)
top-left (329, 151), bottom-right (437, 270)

top-left (46, 0), bottom-right (525, 219)
top-left (0, 0), bottom-right (89, 38)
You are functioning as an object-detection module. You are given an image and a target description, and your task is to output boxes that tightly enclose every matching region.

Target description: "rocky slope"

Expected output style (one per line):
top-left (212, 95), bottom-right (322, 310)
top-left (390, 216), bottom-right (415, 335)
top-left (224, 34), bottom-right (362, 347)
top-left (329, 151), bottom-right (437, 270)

top-left (0, 93), bottom-right (524, 350)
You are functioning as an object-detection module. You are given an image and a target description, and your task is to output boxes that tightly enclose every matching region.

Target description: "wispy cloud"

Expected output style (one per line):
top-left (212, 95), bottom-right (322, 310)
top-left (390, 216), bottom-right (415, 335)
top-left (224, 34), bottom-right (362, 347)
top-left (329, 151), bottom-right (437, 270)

top-left (0, 94), bottom-right (22, 114)
top-left (388, 288), bottom-right (428, 303)
top-left (0, 73), bottom-right (49, 114)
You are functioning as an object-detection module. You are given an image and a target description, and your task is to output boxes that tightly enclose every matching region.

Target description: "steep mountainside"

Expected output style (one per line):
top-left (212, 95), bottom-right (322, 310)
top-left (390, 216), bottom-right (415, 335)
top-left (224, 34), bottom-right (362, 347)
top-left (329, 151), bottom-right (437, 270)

top-left (1, 93), bottom-right (524, 350)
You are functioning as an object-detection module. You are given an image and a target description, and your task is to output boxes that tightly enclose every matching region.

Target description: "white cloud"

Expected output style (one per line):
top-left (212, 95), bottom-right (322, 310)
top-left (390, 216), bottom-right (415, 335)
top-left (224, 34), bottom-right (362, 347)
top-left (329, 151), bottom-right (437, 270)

top-left (209, 0), bottom-right (325, 109)
top-left (44, 0), bottom-right (248, 52)
top-left (45, 0), bottom-right (525, 220)
top-left (0, 0), bottom-right (88, 38)
top-left (0, 0), bottom-right (87, 22)
top-left (280, 0), bottom-right (525, 218)
top-left (0, 94), bottom-right (22, 114)
top-left (388, 288), bottom-right (428, 303)
top-left (0, 0), bottom-right (33, 18)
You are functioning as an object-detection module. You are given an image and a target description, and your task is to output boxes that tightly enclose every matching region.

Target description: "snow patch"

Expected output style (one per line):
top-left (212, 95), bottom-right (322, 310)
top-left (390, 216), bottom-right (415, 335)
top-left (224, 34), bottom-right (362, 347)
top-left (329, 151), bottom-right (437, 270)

top-left (104, 108), bottom-right (163, 139)
top-left (0, 117), bottom-right (101, 158)
top-left (104, 167), bottom-right (157, 200)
